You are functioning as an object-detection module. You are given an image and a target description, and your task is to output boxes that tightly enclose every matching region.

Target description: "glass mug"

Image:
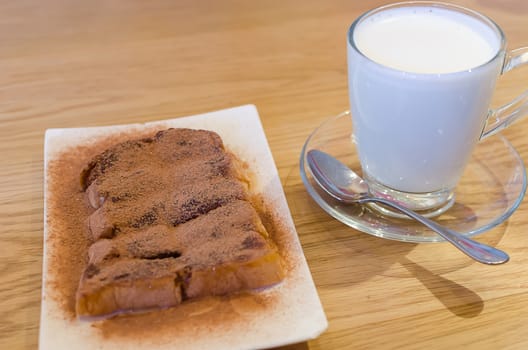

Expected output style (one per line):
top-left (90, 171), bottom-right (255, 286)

top-left (347, 1), bottom-right (528, 217)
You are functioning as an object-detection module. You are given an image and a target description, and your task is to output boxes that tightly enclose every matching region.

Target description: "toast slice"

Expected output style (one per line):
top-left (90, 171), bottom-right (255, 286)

top-left (76, 128), bottom-right (283, 318)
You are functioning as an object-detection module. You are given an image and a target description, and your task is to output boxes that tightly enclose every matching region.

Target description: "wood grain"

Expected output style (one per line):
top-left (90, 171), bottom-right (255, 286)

top-left (1, 0), bottom-right (527, 349)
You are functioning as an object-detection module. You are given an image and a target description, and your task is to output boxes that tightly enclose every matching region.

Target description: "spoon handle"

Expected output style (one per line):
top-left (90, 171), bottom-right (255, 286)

top-left (363, 197), bottom-right (510, 265)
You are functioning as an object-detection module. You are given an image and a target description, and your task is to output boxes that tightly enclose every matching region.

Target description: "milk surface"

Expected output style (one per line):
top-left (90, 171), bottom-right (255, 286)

top-left (353, 6), bottom-right (499, 74)
top-left (347, 5), bottom-right (504, 193)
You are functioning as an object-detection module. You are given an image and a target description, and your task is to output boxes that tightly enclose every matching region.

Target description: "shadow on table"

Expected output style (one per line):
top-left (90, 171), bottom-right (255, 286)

top-left (401, 258), bottom-right (484, 317)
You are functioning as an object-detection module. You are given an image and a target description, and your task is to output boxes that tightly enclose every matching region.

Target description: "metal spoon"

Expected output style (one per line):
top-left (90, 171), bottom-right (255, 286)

top-left (306, 149), bottom-right (509, 265)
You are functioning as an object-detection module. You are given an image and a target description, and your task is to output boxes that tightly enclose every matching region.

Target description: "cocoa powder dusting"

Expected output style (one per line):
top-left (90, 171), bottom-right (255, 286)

top-left (45, 127), bottom-right (292, 342)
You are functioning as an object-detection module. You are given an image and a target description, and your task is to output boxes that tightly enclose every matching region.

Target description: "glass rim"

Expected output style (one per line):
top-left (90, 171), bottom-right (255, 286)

top-left (347, 1), bottom-right (507, 76)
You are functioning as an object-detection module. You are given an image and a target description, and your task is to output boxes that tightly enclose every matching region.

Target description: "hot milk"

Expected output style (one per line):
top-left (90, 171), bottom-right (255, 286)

top-left (353, 7), bottom-right (499, 74)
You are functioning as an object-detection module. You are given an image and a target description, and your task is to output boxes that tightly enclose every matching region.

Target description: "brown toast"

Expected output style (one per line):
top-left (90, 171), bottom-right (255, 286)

top-left (76, 128), bottom-right (283, 318)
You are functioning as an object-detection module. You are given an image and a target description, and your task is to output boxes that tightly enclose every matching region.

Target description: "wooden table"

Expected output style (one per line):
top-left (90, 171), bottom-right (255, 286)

top-left (2, 0), bottom-right (527, 349)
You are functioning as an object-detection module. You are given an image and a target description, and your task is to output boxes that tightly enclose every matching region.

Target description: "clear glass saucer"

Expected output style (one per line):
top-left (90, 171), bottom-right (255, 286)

top-left (300, 111), bottom-right (527, 243)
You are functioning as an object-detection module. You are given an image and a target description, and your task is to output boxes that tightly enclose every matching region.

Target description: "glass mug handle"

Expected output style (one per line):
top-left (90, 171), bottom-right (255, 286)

top-left (481, 47), bottom-right (528, 139)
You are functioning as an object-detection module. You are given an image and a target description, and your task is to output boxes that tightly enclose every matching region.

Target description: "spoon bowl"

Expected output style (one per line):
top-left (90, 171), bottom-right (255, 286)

top-left (306, 149), bottom-right (509, 265)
